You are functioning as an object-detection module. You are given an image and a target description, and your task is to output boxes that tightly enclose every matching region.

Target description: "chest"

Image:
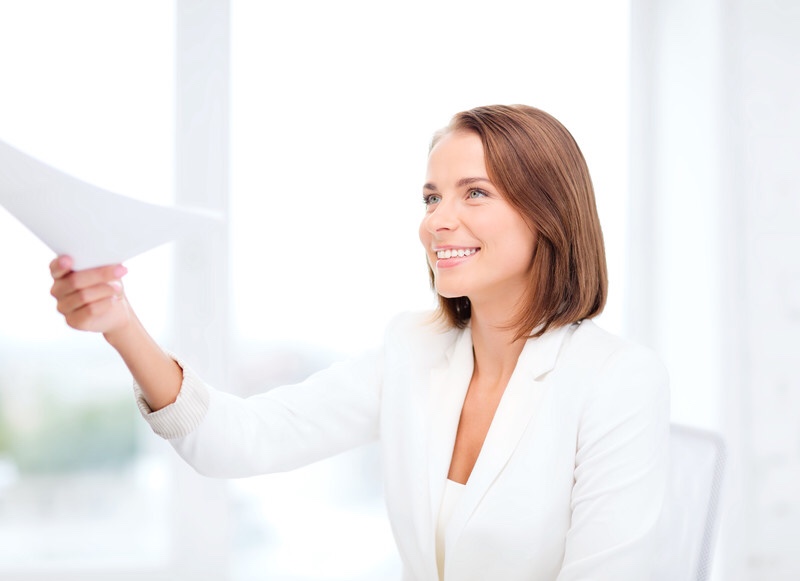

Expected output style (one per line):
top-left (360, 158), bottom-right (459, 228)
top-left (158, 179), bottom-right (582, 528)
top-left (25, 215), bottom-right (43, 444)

top-left (447, 376), bottom-right (507, 484)
top-left (382, 375), bottom-right (580, 580)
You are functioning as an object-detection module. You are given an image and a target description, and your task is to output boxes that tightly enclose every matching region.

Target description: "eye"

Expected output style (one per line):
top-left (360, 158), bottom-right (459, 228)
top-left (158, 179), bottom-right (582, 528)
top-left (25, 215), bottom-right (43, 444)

top-left (423, 193), bottom-right (441, 206)
top-left (467, 188), bottom-right (488, 199)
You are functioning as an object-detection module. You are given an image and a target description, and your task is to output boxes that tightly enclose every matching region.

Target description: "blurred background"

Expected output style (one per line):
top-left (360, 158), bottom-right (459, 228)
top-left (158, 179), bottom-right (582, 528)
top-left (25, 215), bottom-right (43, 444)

top-left (0, 0), bottom-right (797, 579)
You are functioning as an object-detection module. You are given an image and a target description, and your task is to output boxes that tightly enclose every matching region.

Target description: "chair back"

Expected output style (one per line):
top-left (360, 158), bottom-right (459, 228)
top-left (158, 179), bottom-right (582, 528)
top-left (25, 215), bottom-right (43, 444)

top-left (652, 423), bottom-right (726, 581)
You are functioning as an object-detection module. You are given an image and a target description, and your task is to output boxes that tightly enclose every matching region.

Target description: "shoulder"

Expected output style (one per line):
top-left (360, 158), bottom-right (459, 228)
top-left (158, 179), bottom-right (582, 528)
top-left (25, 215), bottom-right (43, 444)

top-left (563, 319), bottom-right (666, 374)
top-left (557, 319), bottom-right (669, 406)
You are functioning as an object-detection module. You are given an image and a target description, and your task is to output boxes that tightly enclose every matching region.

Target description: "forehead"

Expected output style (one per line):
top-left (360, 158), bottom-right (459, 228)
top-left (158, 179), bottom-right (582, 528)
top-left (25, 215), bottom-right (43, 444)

top-left (426, 131), bottom-right (487, 181)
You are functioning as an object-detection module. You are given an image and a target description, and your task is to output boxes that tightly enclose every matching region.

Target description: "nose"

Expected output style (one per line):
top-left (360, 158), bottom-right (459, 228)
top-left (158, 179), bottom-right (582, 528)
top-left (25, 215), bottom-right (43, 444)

top-left (422, 197), bottom-right (459, 234)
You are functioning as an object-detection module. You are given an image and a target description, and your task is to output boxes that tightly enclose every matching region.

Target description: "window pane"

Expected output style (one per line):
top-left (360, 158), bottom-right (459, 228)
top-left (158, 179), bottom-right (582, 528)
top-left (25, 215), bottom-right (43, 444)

top-left (0, 0), bottom-right (174, 571)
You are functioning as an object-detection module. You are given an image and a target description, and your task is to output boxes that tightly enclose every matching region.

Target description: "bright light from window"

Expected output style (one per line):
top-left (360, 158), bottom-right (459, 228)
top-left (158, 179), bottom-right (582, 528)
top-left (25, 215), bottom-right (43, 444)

top-left (0, 0), bottom-right (174, 343)
top-left (0, 0), bottom-right (174, 571)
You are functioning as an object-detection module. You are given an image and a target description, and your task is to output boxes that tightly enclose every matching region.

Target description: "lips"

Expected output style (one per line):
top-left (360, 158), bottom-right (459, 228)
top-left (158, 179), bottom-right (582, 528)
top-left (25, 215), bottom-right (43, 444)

top-left (432, 247), bottom-right (480, 270)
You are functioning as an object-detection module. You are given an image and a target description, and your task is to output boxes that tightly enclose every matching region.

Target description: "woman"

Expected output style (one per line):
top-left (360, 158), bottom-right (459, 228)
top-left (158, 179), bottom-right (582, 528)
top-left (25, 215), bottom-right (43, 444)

top-left (50, 105), bottom-right (669, 580)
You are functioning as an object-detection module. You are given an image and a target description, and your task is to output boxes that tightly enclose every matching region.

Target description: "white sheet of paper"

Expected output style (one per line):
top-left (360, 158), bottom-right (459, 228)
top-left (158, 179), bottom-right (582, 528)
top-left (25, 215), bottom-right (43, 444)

top-left (0, 139), bottom-right (223, 270)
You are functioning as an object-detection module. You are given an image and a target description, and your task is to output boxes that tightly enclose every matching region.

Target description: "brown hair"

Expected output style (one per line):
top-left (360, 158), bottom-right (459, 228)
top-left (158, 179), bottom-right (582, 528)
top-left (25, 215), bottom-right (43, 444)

top-left (428, 104), bottom-right (607, 339)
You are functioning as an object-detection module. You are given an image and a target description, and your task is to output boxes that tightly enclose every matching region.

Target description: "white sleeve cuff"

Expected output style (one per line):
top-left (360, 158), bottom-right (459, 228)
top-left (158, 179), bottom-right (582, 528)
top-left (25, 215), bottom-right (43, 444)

top-left (133, 353), bottom-right (211, 440)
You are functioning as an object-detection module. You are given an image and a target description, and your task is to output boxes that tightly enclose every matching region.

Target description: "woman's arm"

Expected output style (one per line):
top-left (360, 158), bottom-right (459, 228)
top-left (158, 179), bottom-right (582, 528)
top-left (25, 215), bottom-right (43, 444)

top-left (49, 254), bottom-right (182, 411)
top-left (50, 254), bottom-right (386, 477)
top-left (557, 344), bottom-right (670, 580)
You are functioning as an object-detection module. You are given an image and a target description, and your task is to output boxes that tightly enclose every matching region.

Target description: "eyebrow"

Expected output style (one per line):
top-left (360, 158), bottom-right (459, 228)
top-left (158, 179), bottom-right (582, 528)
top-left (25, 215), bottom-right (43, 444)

top-left (422, 176), bottom-right (494, 191)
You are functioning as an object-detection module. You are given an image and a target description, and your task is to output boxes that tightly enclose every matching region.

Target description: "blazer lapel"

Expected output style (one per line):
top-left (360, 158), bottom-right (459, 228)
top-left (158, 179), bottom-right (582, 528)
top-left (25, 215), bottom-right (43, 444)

top-left (427, 326), bottom-right (474, 535)
top-left (444, 323), bottom-right (576, 552)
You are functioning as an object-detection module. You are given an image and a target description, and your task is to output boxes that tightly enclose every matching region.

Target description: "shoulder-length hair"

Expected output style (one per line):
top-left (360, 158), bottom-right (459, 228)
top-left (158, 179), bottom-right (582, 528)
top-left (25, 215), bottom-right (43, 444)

top-left (429, 104), bottom-right (607, 339)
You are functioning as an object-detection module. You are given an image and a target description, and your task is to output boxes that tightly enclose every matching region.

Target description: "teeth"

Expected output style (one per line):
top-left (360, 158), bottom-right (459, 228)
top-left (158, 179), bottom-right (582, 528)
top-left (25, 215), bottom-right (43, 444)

top-left (437, 248), bottom-right (477, 259)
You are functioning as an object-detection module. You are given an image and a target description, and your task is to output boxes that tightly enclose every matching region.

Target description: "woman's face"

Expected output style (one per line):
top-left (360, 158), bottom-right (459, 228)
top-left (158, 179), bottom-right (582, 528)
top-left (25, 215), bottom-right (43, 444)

top-left (419, 131), bottom-right (537, 308)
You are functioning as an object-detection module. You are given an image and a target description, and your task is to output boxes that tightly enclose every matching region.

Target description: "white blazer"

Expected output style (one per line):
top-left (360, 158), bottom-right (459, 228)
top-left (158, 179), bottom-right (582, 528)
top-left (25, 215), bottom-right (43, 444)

top-left (138, 312), bottom-right (670, 581)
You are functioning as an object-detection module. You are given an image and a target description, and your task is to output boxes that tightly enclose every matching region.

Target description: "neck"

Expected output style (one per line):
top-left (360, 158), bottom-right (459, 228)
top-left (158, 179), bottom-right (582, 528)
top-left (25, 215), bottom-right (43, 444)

top-left (469, 306), bottom-right (527, 384)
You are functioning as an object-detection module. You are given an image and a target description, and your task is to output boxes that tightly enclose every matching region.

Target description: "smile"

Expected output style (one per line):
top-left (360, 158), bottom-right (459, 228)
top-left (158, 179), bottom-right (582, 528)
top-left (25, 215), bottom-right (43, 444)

top-left (436, 248), bottom-right (479, 259)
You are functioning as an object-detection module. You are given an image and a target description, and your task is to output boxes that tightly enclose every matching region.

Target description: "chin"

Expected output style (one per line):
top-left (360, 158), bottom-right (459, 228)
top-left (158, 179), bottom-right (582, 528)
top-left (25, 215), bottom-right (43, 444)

top-left (434, 285), bottom-right (466, 300)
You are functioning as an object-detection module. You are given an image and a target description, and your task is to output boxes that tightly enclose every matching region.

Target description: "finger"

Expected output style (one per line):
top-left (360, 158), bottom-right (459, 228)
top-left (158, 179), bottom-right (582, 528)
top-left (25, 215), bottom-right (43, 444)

top-left (50, 255), bottom-right (74, 279)
top-left (56, 280), bottom-right (124, 316)
top-left (64, 296), bottom-right (118, 331)
top-left (51, 264), bottom-right (128, 299)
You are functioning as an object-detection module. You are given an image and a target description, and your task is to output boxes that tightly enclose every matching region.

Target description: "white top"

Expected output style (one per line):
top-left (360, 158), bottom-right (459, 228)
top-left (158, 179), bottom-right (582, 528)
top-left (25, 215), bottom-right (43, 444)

top-left (436, 478), bottom-right (467, 580)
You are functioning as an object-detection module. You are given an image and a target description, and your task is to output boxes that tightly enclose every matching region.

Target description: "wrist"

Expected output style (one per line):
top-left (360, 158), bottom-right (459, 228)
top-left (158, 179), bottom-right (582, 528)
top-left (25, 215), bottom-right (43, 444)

top-left (102, 315), bottom-right (138, 350)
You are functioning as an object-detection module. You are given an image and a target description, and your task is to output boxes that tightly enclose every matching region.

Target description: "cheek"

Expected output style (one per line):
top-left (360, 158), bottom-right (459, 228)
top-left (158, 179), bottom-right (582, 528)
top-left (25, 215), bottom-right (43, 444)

top-left (493, 218), bottom-right (537, 268)
top-left (496, 212), bottom-right (536, 250)
top-left (418, 221), bottom-right (437, 271)
top-left (418, 219), bottom-right (430, 247)
top-left (525, 228), bottom-right (538, 257)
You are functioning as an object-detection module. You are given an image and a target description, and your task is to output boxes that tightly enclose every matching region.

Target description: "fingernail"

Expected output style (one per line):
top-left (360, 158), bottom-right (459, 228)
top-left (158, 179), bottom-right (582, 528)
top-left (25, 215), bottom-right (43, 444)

top-left (109, 280), bottom-right (123, 292)
top-left (113, 265), bottom-right (128, 277)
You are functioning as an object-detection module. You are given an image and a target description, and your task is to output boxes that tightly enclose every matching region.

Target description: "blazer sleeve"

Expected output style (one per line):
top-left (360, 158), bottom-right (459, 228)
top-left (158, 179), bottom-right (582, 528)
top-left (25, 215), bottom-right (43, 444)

top-left (133, 347), bottom-right (383, 478)
top-left (557, 344), bottom-right (670, 580)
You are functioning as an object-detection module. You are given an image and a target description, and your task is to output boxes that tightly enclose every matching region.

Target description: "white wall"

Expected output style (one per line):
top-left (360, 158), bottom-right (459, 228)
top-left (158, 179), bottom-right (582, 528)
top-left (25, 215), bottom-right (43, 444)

top-left (630, 0), bottom-right (800, 578)
top-left (724, 2), bottom-right (800, 578)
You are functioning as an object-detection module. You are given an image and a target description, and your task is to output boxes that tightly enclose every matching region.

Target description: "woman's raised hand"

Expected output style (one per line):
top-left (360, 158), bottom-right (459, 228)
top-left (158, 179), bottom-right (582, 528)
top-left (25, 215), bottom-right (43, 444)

top-left (49, 255), bottom-right (182, 411)
top-left (49, 255), bottom-right (132, 336)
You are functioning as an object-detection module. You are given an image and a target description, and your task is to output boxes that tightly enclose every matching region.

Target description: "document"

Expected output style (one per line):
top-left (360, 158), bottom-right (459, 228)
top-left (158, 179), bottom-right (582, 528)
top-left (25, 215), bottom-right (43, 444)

top-left (0, 139), bottom-right (223, 270)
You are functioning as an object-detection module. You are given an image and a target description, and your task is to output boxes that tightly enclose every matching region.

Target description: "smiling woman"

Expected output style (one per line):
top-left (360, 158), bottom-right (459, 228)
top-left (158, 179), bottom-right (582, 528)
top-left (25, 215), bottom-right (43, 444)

top-left (420, 133), bottom-right (539, 314)
top-left (421, 106), bottom-right (607, 341)
top-left (47, 103), bottom-right (669, 581)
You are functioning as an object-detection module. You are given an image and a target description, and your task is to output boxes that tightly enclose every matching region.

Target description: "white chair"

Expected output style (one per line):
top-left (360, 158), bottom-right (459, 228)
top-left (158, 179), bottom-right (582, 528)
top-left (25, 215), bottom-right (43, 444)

top-left (652, 423), bottom-right (726, 581)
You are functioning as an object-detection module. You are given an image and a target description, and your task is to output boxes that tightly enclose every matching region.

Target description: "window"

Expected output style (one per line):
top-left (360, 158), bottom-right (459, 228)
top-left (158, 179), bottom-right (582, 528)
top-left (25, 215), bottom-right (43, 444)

top-left (0, 0), bottom-right (175, 574)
